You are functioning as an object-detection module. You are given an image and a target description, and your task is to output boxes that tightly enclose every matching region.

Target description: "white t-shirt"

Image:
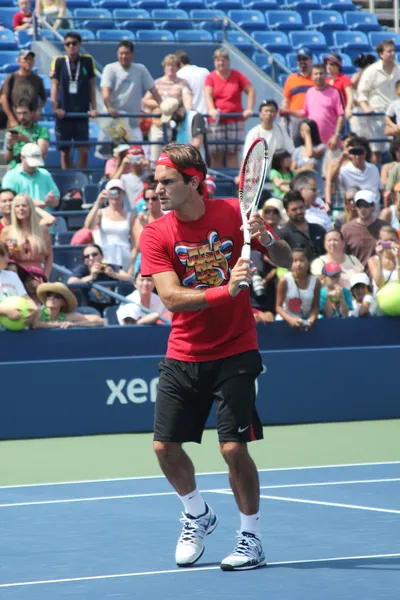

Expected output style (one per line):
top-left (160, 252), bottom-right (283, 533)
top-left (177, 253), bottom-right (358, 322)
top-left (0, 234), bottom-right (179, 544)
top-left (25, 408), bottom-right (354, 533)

top-left (177, 64), bottom-right (210, 115)
top-left (0, 270), bottom-right (26, 302)
top-left (305, 205), bottom-right (334, 232)
top-left (243, 122), bottom-right (295, 168)
top-left (386, 98), bottom-right (400, 124)
top-left (338, 162), bottom-right (383, 203)
top-left (120, 173), bottom-right (144, 212)
top-left (117, 290), bottom-right (166, 324)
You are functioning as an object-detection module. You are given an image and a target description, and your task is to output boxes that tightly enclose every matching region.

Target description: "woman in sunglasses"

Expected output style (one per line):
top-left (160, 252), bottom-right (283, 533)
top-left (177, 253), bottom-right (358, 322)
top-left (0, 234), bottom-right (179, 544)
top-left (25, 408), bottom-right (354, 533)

top-left (130, 185), bottom-right (164, 277)
top-left (32, 282), bottom-right (103, 329)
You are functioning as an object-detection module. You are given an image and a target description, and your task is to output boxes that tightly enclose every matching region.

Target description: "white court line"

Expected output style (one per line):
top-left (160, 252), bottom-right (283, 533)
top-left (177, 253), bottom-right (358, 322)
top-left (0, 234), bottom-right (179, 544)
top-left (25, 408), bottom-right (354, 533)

top-left (1, 479), bottom-right (400, 509)
top-left (0, 553), bottom-right (399, 589)
top-left (258, 494), bottom-right (400, 515)
top-left (1, 461), bottom-right (399, 490)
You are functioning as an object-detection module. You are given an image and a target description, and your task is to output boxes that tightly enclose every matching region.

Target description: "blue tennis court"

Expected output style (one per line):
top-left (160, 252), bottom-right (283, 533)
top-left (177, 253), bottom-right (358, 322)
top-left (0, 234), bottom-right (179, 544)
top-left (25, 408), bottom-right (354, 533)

top-left (1, 461), bottom-right (399, 599)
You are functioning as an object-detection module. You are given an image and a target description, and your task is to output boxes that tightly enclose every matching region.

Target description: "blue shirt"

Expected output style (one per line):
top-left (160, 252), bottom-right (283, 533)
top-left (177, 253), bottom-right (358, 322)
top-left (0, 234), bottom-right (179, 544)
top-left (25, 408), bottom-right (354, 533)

top-left (1, 165), bottom-right (60, 208)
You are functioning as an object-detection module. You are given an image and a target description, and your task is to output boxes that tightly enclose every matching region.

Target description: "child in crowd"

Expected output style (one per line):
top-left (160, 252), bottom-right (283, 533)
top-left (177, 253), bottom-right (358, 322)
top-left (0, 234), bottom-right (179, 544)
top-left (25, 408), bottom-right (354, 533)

top-left (12, 0), bottom-right (33, 33)
top-left (276, 247), bottom-right (320, 329)
top-left (269, 151), bottom-right (295, 199)
top-left (320, 261), bottom-right (353, 318)
top-left (349, 273), bottom-right (379, 317)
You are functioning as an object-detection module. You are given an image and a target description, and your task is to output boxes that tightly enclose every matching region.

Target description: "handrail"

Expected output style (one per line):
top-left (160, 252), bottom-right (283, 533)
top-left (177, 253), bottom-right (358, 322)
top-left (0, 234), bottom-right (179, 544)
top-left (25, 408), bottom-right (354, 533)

top-left (53, 263), bottom-right (171, 324)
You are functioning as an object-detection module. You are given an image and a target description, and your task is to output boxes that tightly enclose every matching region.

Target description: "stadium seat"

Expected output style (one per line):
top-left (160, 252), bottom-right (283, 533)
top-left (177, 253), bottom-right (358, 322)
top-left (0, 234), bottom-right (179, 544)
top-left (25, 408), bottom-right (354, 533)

top-left (175, 29), bottom-right (213, 40)
top-left (279, 73), bottom-right (288, 87)
top-left (136, 29), bottom-right (174, 40)
top-left (344, 11), bottom-right (383, 32)
top-left (0, 29), bottom-right (17, 50)
top-left (252, 51), bottom-right (271, 73)
top-left (208, 0), bottom-right (243, 9)
top-left (333, 31), bottom-right (372, 59)
top-left (307, 10), bottom-right (346, 45)
top-left (369, 31), bottom-right (400, 51)
top-left (40, 98), bottom-right (53, 120)
top-left (319, 0), bottom-right (357, 10)
top-left (266, 11), bottom-right (305, 32)
top-left (96, 0), bottom-right (130, 7)
top-left (252, 31), bottom-right (291, 53)
top-left (73, 29), bottom-right (96, 40)
top-left (104, 305), bottom-right (119, 326)
top-left (40, 30), bottom-right (58, 41)
top-left (244, 0), bottom-right (279, 9)
top-left (0, 50), bottom-right (19, 73)
top-left (53, 246), bottom-right (84, 271)
top-left (0, 8), bottom-right (19, 31)
top-left (191, 9), bottom-right (224, 29)
top-left (228, 10), bottom-right (266, 31)
top-left (16, 30), bottom-right (32, 49)
top-left (52, 171), bottom-right (90, 197)
top-left (286, 51), bottom-right (318, 69)
top-left (173, 0), bottom-right (206, 8)
top-left (63, 0), bottom-right (92, 7)
top-left (284, 0), bottom-right (321, 22)
top-left (134, 0), bottom-right (167, 8)
top-left (55, 232), bottom-right (74, 245)
top-left (152, 8), bottom-right (190, 30)
top-left (289, 31), bottom-right (328, 52)
top-left (82, 183), bottom-right (101, 205)
top-left (73, 8), bottom-right (114, 30)
top-left (96, 29), bottom-right (135, 40)
top-left (113, 9), bottom-right (154, 30)
top-left (41, 74), bottom-right (51, 96)
top-left (225, 31), bottom-right (255, 55)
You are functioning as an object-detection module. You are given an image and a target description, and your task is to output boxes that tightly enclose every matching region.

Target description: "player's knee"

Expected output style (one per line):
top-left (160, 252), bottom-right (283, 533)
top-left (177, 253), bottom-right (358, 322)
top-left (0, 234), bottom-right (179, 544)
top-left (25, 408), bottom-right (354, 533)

top-left (153, 440), bottom-right (181, 464)
top-left (219, 441), bottom-right (247, 466)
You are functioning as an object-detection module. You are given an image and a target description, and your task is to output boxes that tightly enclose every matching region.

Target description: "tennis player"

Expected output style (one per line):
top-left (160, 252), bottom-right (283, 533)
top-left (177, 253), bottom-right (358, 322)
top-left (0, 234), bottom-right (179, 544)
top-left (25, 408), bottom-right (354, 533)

top-left (140, 144), bottom-right (292, 571)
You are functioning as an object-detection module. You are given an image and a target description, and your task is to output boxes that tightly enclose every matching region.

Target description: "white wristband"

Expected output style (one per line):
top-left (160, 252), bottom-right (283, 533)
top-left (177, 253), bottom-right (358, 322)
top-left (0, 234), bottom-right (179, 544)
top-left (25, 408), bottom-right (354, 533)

top-left (262, 231), bottom-right (275, 248)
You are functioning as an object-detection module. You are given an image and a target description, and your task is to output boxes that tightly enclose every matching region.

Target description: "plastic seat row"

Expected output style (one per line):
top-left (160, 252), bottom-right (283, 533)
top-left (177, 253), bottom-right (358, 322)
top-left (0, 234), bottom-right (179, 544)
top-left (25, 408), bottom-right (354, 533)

top-left (252, 50), bottom-right (356, 75)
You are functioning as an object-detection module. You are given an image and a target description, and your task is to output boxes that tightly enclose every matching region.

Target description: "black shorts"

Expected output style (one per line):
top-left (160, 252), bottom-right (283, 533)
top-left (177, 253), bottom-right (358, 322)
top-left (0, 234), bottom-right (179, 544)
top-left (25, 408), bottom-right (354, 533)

top-left (55, 118), bottom-right (89, 147)
top-left (154, 350), bottom-right (263, 444)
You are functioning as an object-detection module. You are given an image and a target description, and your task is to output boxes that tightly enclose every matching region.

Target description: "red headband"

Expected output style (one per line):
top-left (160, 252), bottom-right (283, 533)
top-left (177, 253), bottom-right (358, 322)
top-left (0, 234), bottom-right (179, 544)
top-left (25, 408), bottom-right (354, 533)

top-left (156, 153), bottom-right (207, 197)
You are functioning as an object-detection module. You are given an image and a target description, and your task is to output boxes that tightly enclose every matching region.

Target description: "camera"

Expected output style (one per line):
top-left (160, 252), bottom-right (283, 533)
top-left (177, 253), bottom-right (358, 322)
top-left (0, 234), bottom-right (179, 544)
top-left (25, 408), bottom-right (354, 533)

top-left (142, 205), bottom-right (149, 216)
top-left (381, 241), bottom-right (392, 249)
top-left (300, 319), bottom-right (310, 328)
top-left (251, 273), bottom-right (265, 297)
top-left (99, 263), bottom-right (107, 273)
top-left (108, 189), bottom-right (120, 199)
top-left (348, 147), bottom-right (364, 156)
top-left (130, 154), bottom-right (142, 164)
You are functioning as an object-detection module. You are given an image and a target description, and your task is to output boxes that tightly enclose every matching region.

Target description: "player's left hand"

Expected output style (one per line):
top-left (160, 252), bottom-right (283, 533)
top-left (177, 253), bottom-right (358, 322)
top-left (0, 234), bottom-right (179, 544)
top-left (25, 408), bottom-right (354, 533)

top-left (242, 213), bottom-right (274, 246)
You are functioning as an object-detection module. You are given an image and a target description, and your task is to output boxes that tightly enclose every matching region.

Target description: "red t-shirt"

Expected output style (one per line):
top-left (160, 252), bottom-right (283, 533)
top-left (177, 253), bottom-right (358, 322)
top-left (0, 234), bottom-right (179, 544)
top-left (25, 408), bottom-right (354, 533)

top-left (12, 11), bottom-right (33, 29)
top-left (204, 70), bottom-right (250, 123)
top-left (141, 198), bottom-right (272, 362)
top-left (327, 73), bottom-right (352, 105)
top-left (0, 222), bottom-right (4, 233)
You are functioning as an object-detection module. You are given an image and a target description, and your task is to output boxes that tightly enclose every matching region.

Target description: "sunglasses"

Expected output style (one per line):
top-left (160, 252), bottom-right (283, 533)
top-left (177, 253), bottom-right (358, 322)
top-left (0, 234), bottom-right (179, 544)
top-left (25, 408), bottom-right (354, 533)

top-left (84, 251), bottom-right (100, 259)
top-left (65, 41), bottom-right (79, 47)
top-left (263, 209), bottom-right (279, 216)
top-left (356, 201), bottom-right (372, 208)
top-left (145, 196), bottom-right (159, 202)
top-left (46, 292), bottom-right (64, 300)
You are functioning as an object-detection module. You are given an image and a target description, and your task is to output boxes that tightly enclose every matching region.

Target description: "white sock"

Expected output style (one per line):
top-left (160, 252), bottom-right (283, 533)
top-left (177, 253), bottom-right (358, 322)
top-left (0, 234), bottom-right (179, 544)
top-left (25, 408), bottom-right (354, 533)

top-left (240, 511), bottom-right (261, 538)
top-left (179, 487), bottom-right (207, 518)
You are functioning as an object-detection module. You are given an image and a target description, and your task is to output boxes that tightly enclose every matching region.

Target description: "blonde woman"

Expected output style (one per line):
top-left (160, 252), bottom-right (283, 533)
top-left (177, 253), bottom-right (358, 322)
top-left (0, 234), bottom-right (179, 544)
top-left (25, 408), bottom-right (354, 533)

top-left (35, 0), bottom-right (71, 30)
top-left (143, 54), bottom-right (192, 163)
top-left (0, 193), bottom-right (53, 279)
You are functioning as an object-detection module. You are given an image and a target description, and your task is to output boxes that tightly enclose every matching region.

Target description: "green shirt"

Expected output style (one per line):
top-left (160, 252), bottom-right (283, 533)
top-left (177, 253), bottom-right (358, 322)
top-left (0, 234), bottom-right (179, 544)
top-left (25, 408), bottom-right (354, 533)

top-left (8, 125), bottom-right (50, 170)
top-left (1, 165), bottom-right (60, 211)
top-left (269, 169), bottom-right (293, 200)
top-left (40, 306), bottom-right (66, 322)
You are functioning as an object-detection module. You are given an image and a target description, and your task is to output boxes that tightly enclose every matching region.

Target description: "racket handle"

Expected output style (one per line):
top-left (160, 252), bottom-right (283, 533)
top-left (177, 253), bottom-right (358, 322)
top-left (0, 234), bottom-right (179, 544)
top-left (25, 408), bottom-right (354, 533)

top-left (238, 243), bottom-right (251, 290)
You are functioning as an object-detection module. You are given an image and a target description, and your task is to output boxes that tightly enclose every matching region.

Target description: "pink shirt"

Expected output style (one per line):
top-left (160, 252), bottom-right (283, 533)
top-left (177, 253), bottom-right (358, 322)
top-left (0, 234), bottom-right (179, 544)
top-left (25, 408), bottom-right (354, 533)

top-left (302, 86), bottom-right (344, 144)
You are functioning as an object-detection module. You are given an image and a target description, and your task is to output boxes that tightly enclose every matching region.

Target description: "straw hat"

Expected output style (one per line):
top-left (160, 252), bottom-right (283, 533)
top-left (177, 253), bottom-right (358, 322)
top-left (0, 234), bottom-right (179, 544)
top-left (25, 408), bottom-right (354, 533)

top-left (37, 282), bottom-right (78, 313)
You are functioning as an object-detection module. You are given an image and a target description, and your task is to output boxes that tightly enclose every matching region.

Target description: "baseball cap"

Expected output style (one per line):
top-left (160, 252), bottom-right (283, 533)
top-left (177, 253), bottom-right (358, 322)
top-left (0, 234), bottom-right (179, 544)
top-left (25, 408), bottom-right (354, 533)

top-left (350, 272), bottom-right (370, 288)
top-left (160, 98), bottom-right (180, 124)
top-left (105, 179), bottom-right (125, 193)
top-left (19, 49), bottom-right (35, 59)
top-left (354, 190), bottom-right (377, 205)
top-left (324, 53), bottom-right (342, 67)
top-left (127, 145), bottom-right (145, 156)
top-left (297, 48), bottom-right (312, 59)
top-left (322, 261), bottom-right (342, 277)
top-left (20, 143), bottom-right (44, 167)
top-left (113, 144), bottom-right (130, 154)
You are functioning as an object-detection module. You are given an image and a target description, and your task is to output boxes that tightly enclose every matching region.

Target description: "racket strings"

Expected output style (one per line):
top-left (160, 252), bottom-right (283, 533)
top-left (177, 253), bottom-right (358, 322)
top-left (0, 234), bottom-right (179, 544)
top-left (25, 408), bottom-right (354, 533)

top-left (240, 144), bottom-right (266, 213)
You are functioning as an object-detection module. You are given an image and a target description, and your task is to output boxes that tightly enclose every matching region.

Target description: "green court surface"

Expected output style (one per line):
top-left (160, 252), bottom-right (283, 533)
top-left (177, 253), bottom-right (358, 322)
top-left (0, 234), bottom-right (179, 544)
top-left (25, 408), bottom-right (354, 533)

top-left (2, 419), bottom-right (400, 486)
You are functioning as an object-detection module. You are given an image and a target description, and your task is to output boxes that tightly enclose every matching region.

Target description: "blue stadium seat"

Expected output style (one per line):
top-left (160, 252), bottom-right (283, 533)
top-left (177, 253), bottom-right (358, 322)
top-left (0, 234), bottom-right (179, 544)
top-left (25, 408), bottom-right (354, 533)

top-left (0, 50), bottom-right (19, 73)
top-left (174, 0), bottom-right (206, 8)
top-left (56, 232), bottom-right (74, 245)
top-left (333, 31), bottom-right (371, 59)
top-left (228, 10), bottom-right (266, 31)
top-left (52, 171), bottom-right (90, 197)
top-left (41, 74), bottom-right (51, 96)
top-left (104, 305), bottom-right (119, 326)
top-left (286, 51), bottom-right (318, 69)
top-left (16, 30), bottom-right (32, 49)
top-left (152, 9), bottom-right (191, 30)
top-left (307, 10), bottom-right (346, 45)
top-left (319, 0), bottom-right (357, 10)
top-left (136, 29), bottom-right (174, 40)
top-left (244, 0), bottom-right (279, 9)
top-left (40, 30), bottom-right (58, 41)
top-left (53, 246), bottom-right (84, 272)
top-left (252, 31), bottom-right (291, 52)
top-left (64, 0), bottom-right (92, 7)
top-left (208, 0), bottom-right (243, 9)
top-left (113, 9), bottom-right (154, 30)
top-left (226, 31), bottom-right (255, 55)
top-left (252, 51), bottom-right (271, 73)
top-left (96, 0), bottom-right (130, 7)
top-left (370, 32), bottom-right (400, 51)
top-left (40, 98), bottom-right (53, 120)
top-left (73, 29), bottom-right (96, 40)
top-left (266, 11), bottom-right (305, 32)
top-left (175, 29), bottom-right (213, 40)
top-left (96, 29), bottom-right (135, 40)
top-left (284, 0), bottom-right (321, 22)
top-left (0, 8), bottom-right (19, 30)
top-left (134, 0), bottom-right (167, 8)
top-left (0, 29), bottom-right (17, 50)
top-left (191, 9), bottom-right (224, 29)
top-left (73, 8), bottom-right (114, 30)
top-left (83, 183), bottom-right (101, 205)
top-left (279, 73), bottom-right (288, 87)
top-left (344, 11), bottom-right (382, 32)
top-left (289, 31), bottom-right (328, 52)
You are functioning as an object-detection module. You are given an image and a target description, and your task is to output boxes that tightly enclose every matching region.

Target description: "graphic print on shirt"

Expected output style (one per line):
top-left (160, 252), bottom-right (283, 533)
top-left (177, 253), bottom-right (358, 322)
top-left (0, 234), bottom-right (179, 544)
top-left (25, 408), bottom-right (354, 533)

top-left (174, 229), bottom-right (233, 288)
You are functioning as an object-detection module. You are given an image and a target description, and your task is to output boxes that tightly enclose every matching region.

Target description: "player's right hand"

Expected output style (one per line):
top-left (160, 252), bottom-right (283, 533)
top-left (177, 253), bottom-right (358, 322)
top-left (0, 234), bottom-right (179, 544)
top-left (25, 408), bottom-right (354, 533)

top-left (228, 257), bottom-right (254, 297)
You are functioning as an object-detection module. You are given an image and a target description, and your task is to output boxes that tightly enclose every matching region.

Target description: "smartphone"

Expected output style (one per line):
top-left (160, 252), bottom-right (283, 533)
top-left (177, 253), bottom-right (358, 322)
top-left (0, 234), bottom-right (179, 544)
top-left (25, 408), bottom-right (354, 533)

top-left (381, 241), bottom-right (392, 249)
top-left (8, 128), bottom-right (19, 135)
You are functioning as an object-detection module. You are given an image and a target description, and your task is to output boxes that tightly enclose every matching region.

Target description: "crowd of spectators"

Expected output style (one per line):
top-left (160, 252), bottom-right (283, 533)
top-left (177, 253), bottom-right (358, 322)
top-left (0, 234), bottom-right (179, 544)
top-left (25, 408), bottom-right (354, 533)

top-left (1, 26), bottom-right (400, 331)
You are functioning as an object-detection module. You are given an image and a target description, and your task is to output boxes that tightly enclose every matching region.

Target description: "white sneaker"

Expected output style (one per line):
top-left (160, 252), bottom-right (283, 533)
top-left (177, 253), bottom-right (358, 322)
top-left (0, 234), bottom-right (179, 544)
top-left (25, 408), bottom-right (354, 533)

top-left (220, 531), bottom-right (266, 571)
top-left (175, 504), bottom-right (218, 567)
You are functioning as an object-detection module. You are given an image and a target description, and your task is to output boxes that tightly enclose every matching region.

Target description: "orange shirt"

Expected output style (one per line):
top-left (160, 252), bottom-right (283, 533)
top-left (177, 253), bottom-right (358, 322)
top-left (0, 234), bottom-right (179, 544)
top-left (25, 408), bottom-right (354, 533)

top-left (283, 73), bottom-right (315, 111)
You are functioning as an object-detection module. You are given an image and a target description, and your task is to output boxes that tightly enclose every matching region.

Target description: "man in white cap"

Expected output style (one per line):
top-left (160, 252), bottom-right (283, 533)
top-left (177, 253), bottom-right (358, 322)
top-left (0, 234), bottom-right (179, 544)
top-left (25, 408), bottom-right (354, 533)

top-left (1, 143), bottom-right (59, 212)
top-left (342, 189), bottom-right (386, 267)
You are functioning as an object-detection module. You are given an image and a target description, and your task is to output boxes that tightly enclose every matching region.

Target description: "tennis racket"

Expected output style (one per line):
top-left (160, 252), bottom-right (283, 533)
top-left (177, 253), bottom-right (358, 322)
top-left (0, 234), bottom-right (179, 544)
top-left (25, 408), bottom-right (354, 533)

top-left (238, 137), bottom-right (269, 290)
